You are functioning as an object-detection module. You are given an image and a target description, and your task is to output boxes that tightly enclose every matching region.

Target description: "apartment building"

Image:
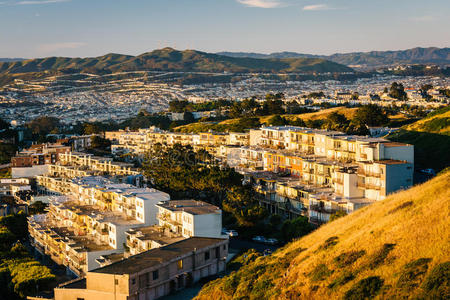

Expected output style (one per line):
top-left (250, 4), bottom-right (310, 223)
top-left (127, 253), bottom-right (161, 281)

top-left (11, 143), bottom-right (71, 167)
top-left (125, 226), bottom-right (184, 257)
top-left (54, 237), bottom-right (228, 300)
top-left (156, 200), bottom-right (222, 238)
top-left (238, 126), bottom-right (413, 223)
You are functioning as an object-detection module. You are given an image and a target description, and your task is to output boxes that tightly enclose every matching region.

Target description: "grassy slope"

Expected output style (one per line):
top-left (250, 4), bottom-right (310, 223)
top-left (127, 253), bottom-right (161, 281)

top-left (196, 171), bottom-right (450, 300)
top-left (174, 107), bottom-right (358, 133)
top-left (404, 107), bottom-right (450, 135)
top-left (388, 107), bottom-right (450, 172)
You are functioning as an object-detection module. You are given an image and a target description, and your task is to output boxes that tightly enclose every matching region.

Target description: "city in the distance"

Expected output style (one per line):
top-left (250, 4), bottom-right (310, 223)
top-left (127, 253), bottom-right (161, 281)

top-left (0, 1), bottom-right (448, 300)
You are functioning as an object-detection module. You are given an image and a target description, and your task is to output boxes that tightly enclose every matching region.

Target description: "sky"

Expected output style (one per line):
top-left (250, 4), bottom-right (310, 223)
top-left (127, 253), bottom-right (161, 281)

top-left (0, 0), bottom-right (449, 58)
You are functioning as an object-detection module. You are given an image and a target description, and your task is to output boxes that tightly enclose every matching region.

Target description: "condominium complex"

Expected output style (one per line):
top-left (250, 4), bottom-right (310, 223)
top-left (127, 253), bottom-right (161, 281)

top-left (53, 237), bottom-right (228, 300)
top-left (105, 125), bottom-right (413, 224)
top-left (28, 153), bottom-right (170, 276)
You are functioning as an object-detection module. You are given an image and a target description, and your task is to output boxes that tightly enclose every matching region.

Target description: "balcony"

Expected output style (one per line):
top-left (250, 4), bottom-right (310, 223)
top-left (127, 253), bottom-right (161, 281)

top-left (357, 182), bottom-right (381, 190)
top-left (357, 169), bottom-right (382, 178)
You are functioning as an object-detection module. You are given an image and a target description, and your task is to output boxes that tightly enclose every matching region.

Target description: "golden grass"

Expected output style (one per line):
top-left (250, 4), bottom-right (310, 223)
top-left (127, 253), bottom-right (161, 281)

top-left (404, 109), bottom-right (450, 135)
top-left (196, 171), bottom-right (450, 299)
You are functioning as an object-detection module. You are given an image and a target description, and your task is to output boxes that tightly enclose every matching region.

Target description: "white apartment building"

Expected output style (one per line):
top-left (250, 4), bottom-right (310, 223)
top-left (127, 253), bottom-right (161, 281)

top-left (156, 200), bottom-right (222, 238)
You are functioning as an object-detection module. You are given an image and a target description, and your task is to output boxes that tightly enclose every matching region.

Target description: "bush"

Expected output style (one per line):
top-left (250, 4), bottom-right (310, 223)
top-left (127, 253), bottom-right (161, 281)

top-left (421, 261), bottom-right (450, 299)
top-left (344, 276), bottom-right (384, 300)
top-left (328, 271), bottom-right (355, 289)
top-left (396, 258), bottom-right (431, 290)
top-left (318, 236), bottom-right (339, 251)
top-left (334, 250), bottom-right (366, 268)
top-left (309, 264), bottom-right (333, 282)
top-left (368, 243), bottom-right (395, 269)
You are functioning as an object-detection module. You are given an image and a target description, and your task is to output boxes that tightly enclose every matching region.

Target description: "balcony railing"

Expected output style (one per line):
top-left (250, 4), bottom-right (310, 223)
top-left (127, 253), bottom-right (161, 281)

top-left (357, 169), bottom-right (382, 178)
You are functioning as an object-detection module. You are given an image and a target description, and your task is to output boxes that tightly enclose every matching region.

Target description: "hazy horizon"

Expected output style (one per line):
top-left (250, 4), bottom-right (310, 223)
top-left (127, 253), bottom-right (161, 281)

top-left (1, 0), bottom-right (449, 58)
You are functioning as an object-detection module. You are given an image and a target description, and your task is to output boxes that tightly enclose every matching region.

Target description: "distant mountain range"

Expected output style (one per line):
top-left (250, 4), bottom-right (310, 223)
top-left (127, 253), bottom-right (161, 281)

top-left (218, 47), bottom-right (450, 68)
top-left (0, 48), bottom-right (352, 76)
top-left (0, 58), bottom-right (26, 63)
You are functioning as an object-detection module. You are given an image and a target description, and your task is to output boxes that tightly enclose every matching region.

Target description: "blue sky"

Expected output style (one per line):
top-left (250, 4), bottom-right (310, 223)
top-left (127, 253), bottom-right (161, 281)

top-left (1, 0), bottom-right (449, 58)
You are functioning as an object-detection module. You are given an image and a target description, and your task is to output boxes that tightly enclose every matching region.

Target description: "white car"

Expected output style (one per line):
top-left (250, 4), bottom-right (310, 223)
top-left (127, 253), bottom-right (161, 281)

top-left (252, 236), bottom-right (266, 243)
top-left (265, 238), bottom-right (278, 245)
top-left (227, 230), bottom-right (238, 237)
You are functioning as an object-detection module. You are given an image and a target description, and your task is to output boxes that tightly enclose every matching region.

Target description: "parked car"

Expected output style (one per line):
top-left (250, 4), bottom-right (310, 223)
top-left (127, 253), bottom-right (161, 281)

top-left (222, 229), bottom-right (238, 237)
top-left (265, 238), bottom-right (278, 245)
top-left (227, 230), bottom-right (238, 237)
top-left (252, 236), bottom-right (266, 243)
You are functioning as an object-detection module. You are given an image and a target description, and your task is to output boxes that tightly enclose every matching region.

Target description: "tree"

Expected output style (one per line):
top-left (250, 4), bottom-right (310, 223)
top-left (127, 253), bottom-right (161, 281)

top-left (89, 136), bottom-right (111, 151)
top-left (223, 185), bottom-right (267, 227)
top-left (26, 116), bottom-right (60, 137)
top-left (388, 82), bottom-right (407, 100)
top-left (266, 115), bottom-right (287, 126)
top-left (353, 104), bottom-right (389, 127)
top-left (280, 216), bottom-right (315, 242)
top-left (0, 117), bottom-right (9, 130)
top-left (83, 123), bottom-right (102, 135)
top-left (329, 210), bottom-right (347, 221)
top-left (326, 112), bottom-right (349, 131)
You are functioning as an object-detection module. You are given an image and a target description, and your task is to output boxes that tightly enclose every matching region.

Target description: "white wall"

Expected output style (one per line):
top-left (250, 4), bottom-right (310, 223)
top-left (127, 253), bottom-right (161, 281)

top-left (192, 212), bottom-right (222, 238)
top-left (12, 165), bottom-right (49, 178)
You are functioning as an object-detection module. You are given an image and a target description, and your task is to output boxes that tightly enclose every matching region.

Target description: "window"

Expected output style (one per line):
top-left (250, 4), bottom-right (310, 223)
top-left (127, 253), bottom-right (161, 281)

top-left (114, 279), bottom-right (118, 285)
top-left (131, 278), bottom-right (136, 285)
top-left (177, 259), bottom-right (183, 270)
top-left (205, 251), bottom-right (210, 261)
top-left (223, 244), bottom-right (227, 250)
top-left (215, 247), bottom-right (220, 258)
top-left (77, 298), bottom-right (85, 300)
top-left (153, 270), bottom-right (159, 280)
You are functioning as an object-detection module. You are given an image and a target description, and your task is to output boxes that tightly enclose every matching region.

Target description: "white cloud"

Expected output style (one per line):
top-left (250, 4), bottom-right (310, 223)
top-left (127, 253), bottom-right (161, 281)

top-left (37, 42), bottom-right (86, 53)
top-left (302, 4), bottom-right (332, 11)
top-left (17, 0), bottom-right (70, 5)
top-left (237, 0), bottom-right (282, 8)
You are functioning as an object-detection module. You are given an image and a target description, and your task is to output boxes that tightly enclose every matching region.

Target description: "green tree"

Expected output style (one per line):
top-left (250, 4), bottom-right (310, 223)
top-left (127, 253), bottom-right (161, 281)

top-left (389, 82), bottom-right (407, 100)
top-left (353, 104), bottom-right (389, 127)
top-left (266, 115), bottom-right (287, 126)
top-left (26, 116), bottom-right (60, 137)
top-left (223, 185), bottom-right (267, 227)
top-left (281, 216), bottom-right (315, 242)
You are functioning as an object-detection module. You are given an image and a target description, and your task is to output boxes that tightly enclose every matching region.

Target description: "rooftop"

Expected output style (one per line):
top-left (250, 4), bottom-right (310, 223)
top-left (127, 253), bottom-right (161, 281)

top-left (91, 237), bottom-right (227, 275)
top-left (157, 200), bottom-right (220, 215)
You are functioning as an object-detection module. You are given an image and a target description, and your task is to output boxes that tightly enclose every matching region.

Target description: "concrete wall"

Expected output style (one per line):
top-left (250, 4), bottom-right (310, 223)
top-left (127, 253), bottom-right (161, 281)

top-left (385, 163), bottom-right (413, 194)
top-left (383, 145), bottom-right (414, 164)
top-left (192, 213), bottom-right (222, 238)
top-left (11, 165), bottom-right (49, 178)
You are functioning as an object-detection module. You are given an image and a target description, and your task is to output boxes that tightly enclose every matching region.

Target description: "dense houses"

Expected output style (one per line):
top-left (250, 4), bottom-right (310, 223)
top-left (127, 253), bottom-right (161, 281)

top-left (106, 125), bottom-right (413, 224)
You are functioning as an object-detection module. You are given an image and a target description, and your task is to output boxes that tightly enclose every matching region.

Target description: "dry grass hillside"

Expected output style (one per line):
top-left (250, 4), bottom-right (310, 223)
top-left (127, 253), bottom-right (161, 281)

top-left (404, 106), bottom-right (450, 135)
top-left (196, 171), bottom-right (450, 300)
top-left (174, 107), bottom-right (358, 133)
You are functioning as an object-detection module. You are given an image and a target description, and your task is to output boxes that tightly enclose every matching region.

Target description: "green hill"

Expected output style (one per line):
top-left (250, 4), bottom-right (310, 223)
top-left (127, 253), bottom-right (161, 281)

top-left (387, 107), bottom-right (450, 172)
top-left (0, 48), bottom-right (352, 76)
top-left (195, 171), bottom-right (450, 300)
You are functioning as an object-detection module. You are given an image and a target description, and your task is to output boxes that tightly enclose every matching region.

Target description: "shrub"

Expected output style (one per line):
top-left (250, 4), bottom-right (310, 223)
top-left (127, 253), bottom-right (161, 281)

top-left (344, 276), bottom-right (384, 300)
top-left (388, 201), bottom-right (413, 215)
top-left (396, 258), bottom-right (431, 290)
top-left (328, 271), bottom-right (355, 289)
top-left (368, 243), bottom-right (396, 269)
top-left (334, 250), bottom-right (366, 268)
top-left (309, 264), bottom-right (333, 282)
top-left (318, 236), bottom-right (339, 251)
top-left (421, 261), bottom-right (450, 299)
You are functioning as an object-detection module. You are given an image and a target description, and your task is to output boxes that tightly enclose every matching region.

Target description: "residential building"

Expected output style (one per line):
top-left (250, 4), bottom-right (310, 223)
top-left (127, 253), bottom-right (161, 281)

top-left (53, 237), bottom-right (228, 300)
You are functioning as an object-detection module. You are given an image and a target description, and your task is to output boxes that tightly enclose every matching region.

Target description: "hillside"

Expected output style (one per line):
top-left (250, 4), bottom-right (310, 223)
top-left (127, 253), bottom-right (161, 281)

top-left (0, 48), bottom-right (352, 76)
top-left (173, 107), bottom-right (358, 133)
top-left (196, 171), bottom-right (450, 300)
top-left (404, 106), bottom-right (450, 135)
top-left (218, 47), bottom-right (450, 68)
top-left (387, 107), bottom-right (450, 172)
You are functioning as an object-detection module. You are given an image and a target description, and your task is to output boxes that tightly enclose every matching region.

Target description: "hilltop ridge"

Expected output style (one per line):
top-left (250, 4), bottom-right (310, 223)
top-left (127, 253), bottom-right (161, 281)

top-left (196, 170), bottom-right (450, 299)
top-left (0, 48), bottom-right (352, 75)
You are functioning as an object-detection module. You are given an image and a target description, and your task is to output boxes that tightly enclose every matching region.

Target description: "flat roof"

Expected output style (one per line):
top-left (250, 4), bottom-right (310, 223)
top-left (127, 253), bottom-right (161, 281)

top-left (91, 237), bottom-right (227, 275)
top-left (157, 200), bottom-right (220, 215)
